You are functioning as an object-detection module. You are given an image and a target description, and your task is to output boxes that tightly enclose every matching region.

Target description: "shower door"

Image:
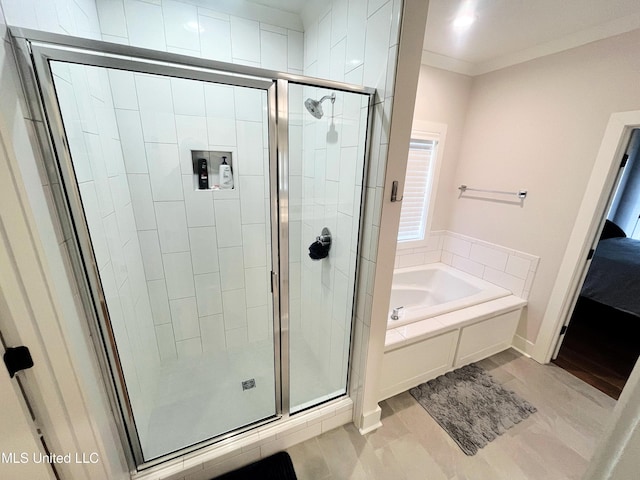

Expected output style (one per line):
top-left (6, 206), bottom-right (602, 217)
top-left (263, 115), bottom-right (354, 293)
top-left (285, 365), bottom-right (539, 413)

top-left (40, 52), bottom-right (278, 462)
top-left (20, 29), bottom-right (374, 469)
top-left (287, 83), bottom-right (370, 412)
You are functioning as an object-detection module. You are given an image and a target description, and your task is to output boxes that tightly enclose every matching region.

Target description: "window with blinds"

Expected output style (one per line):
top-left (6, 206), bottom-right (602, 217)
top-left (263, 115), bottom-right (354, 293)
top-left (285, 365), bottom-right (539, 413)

top-left (398, 138), bottom-right (438, 242)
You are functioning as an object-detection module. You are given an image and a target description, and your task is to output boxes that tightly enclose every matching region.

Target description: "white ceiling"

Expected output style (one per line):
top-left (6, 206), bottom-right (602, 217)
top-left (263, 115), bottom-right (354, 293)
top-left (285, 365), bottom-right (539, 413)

top-left (424, 0), bottom-right (640, 75)
top-left (245, 0), bottom-right (640, 76)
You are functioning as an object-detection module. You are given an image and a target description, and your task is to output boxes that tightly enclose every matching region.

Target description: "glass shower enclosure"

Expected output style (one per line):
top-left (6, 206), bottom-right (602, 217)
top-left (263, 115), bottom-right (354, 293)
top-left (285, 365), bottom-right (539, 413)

top-left (14, 29), bottom-right (373, 466)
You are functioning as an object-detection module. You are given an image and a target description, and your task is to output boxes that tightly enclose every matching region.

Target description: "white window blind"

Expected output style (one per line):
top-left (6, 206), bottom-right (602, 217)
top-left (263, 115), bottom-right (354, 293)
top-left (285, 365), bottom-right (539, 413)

top-left (398, 138), bottom-right (437, 242)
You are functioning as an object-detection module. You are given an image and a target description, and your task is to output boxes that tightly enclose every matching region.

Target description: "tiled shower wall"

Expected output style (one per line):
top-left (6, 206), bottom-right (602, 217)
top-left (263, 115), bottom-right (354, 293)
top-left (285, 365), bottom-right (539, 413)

top-left (289, 83), bottom-right (369, 402)
top-left (95, 0), bottom-right (304, 73)
top-left (110, 73), bottom-right (272, 360)
top-left (394, 231), bottom-right (540, 299)
top-left (301, 0), bottom-right (403, 427)
top-left (4, 0), bottom-right (302, 365)
top-left (2, 0), bottom-right (100, 37)
top-left (94, 0), bottom-right (304, 360)
top-left (52, 62), bottom-right (161, 438)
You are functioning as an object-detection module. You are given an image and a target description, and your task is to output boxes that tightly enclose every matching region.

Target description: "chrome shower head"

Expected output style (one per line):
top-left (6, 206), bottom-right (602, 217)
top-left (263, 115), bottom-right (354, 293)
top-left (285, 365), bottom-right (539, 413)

top-left (304, 93), bottom-right (336, 119)
top-left (304, 98), bottom-right (323, 119)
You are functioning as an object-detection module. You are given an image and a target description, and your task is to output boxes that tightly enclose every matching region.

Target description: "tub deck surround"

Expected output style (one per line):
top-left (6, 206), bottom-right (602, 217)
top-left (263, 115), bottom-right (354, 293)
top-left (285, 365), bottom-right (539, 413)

top-left (379, 262), bottom-right (527, 402)
top-left (388, 263), bottom-right (511, 328)
top-left (379, 297), bottom-right (526, 401)
top-left (384, 295), bottom-right (527, 352)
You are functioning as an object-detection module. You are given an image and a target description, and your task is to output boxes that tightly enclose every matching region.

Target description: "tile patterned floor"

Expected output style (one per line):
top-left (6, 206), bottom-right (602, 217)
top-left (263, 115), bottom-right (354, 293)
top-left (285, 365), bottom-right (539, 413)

top-left (287, 349), bottom-right (616, 480)
top-left (141, 337), bottom-right (338, 459)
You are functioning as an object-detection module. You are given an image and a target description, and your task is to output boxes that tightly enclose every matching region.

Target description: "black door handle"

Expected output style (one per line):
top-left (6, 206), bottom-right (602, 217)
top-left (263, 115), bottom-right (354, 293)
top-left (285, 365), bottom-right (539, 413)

top-left (3, 346), bottom-right (34, 378)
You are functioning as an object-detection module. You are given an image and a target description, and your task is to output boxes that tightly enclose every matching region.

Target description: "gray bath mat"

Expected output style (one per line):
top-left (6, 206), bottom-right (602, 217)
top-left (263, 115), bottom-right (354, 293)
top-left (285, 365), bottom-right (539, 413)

top-left (409, 364), bottom-right (536, 455)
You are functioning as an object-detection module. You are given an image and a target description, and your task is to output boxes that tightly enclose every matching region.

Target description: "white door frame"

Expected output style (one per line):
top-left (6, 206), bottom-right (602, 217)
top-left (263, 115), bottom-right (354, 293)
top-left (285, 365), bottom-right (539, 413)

top-left (0, 339), bottom-right (56, 480)
top-left (532, 110), bottom-right (640, 363)
top-left (0, 89), bottom-right (128, 479)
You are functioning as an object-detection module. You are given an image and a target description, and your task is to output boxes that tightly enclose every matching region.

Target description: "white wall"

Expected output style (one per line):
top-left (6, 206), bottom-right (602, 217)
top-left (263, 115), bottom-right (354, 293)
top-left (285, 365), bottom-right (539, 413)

top-left (412, 65), bottom-right (472, 231)
top-left (451, 29), bottom-right (640, 345)
top-left (412, 29), bottom-right (640, 348)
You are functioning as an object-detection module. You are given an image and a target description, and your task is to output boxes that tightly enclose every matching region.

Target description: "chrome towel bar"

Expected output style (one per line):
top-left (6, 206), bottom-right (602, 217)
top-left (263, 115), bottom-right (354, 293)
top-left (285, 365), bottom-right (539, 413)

top-left (458, 184), bottom-right (527, 199)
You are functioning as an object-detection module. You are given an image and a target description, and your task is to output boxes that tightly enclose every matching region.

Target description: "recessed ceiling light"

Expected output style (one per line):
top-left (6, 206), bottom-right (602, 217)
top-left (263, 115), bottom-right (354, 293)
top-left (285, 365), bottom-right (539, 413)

top-left (453, 14), bottom-right (476, 30)
top-left (453, 1), bottom-right (477, 32)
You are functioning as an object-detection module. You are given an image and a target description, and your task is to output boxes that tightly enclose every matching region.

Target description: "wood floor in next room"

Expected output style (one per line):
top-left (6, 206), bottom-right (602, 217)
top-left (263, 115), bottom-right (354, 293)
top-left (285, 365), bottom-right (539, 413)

top-left (553, 297), bottom-right (640, 400)
top-left (286, 349), bottom-right (616, 480)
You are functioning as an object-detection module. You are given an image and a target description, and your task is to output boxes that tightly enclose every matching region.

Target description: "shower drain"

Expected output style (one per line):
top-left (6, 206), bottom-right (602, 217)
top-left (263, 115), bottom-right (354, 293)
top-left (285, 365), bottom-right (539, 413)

top-left (242, 378), bottom-right (256, 390)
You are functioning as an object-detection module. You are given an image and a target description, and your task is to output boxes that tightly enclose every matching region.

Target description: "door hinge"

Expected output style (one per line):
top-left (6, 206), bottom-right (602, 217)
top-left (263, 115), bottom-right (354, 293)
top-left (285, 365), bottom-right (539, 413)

top-left (3, 345), bottom-right (34, 378)
top-left (560, 325), bottom-right (568, 336)
top-left (270, 271), bottom-right (277, 293)
top-left (587, 248), bottom-right (595, 260)
top-left (620, 153), bottom-right (629, 168)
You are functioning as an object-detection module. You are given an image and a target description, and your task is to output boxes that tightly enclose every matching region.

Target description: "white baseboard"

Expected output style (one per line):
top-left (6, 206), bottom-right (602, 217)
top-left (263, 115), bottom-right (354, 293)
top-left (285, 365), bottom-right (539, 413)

top-left (358, 405), bottom-right (382, 435)
top-left (511, 334), bottom-right (535, 359)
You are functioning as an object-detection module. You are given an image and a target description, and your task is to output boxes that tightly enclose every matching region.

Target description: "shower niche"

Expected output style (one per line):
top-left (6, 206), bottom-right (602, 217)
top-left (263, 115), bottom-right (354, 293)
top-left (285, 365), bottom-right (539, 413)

top-left (191, 150), bottom-right (235, 190)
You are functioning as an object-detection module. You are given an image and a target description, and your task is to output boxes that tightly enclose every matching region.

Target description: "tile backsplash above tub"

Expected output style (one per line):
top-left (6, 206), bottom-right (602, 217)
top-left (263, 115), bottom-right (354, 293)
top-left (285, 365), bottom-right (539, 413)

top-left (395, 231), bottom-right (539, 299)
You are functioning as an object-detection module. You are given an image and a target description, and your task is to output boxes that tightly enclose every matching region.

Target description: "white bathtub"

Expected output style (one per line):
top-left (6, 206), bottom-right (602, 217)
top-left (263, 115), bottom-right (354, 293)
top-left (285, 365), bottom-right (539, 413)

top-left (388, 263), bottom-right (511, 328)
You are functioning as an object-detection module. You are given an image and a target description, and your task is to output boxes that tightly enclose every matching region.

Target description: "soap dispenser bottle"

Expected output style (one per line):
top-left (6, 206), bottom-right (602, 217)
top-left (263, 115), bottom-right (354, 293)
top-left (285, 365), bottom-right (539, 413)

top-left (219, 156), bottom-right (233, 189)
top-left (197, 158), bottom-right (209, 190)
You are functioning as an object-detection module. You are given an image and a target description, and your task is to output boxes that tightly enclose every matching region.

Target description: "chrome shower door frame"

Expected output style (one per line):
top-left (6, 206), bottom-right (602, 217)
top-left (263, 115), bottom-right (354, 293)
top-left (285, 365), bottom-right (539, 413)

top-left (10, 26), bottom-right (376, 471)
top-left (20, 37), bottom-right (281, 469)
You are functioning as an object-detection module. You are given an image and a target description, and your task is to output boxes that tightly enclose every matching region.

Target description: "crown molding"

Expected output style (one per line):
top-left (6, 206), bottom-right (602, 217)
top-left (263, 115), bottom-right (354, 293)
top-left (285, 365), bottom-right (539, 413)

top-left (422, 14), bottom-right (640, 76)
top-left (420, 50), bottom-right (475, 76)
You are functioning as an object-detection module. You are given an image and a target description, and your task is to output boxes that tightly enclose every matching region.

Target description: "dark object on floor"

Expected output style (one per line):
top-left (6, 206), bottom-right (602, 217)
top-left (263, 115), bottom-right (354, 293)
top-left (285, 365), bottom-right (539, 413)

top-left (410, 364), bottom-right (537, 455)
top-left (554, 296), bottom-right (640, 399)
top-left (212, 451), bottom-right (297, 480)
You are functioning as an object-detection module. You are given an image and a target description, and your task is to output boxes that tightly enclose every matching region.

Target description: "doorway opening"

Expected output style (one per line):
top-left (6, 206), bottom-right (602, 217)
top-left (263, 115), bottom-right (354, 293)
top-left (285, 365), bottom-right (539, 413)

top-left (553, 129), bottom-right (640, 399)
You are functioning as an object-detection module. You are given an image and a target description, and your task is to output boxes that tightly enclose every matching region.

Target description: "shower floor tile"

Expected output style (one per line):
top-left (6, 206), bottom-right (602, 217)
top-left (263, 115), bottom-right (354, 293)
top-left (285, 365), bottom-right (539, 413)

top-left (141, 341), bottom-right (275, 460)
top-left (138, 335), bottom-right (339, 460)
